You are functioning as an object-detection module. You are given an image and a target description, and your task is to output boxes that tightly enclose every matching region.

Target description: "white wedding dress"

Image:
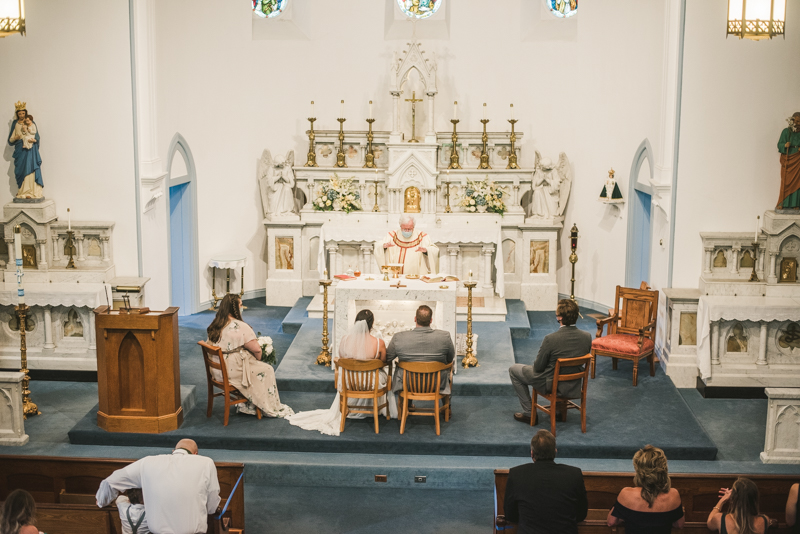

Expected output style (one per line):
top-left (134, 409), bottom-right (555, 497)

top-left (286, 321), bottom-right (398, 436)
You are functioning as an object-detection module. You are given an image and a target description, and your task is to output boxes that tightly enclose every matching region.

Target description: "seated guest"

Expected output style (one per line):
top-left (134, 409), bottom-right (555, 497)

top-left (116, 488), bottom-right (150, 534)
top-left (386, 304), bottom-right (455, 394)
top-left (787, 483), bottom-right (798, 532)
top-left (607, 445), bottom-right (684, 533)
top-left (707, 477), bottom-right (771, 534)
top-left (97, 439), bottom-right (221, 534)
top-left (504, 429), bottom-right (587, 534)
top-left (508, 298), bottom-right (591, 423)
top-left (0, 489), bottom-right (39, 534)
top-left (206, 293), bottom-right (292, 418)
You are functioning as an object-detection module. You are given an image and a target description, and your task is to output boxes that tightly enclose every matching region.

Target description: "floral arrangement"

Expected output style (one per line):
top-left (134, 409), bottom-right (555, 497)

top-left (313, 174), bottom-right (362, 213)
top-left (459, 177), bottom-right (506, 215)
top-left (256, 332), bottom-right (276, 365)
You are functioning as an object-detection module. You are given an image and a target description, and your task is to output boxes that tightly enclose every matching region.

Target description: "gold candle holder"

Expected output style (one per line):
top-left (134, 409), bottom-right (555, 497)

top-left (305, 116), bottom-right (318, 167)
top-left (370, 175), bottom-right (380, 212)
top-left (569, 224), bottom-right (579, 300)
top-left (443, 172), bottom-right (453, 214)
top-left (65, 230), bottom-right (77, 269)
top-left (364, 117), bottom-right (376, 168)
top-left (462, 280), bottom-right (479, 368)
top-left (17, 303), bottom-right (40, 418)
top-left (335, 118), bottom-right (347, 168)
top-left (448, 119), bottom-right (462, 169)
top-left (507, 119), bottom-right (519, 169)
top-left (749, 242), bottom-right (760, 282)
top-left (479, 119), bottom-right (491, 170)
top-left (317, 276), bottom-right (333, 366)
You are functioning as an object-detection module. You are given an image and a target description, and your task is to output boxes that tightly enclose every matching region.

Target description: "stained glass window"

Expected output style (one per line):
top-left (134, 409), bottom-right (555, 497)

top-left (397, 0), bottom-right (442, 20)
top-left (253, 0), bottom-right (288, 19)
top-left (547, 0), bottom-right (577, 18)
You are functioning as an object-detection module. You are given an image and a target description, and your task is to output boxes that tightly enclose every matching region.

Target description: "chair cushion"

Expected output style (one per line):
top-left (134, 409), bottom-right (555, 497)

top-left (592, 334), bottom-right (654, 356)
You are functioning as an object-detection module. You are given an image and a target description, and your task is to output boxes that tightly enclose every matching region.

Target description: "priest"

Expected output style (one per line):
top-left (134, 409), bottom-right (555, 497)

top-left (374, 215), bottom-right (439, 276)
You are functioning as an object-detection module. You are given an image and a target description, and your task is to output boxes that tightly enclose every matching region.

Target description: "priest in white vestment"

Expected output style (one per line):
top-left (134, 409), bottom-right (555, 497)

top-left (374, 215), bottom-right (439, 275)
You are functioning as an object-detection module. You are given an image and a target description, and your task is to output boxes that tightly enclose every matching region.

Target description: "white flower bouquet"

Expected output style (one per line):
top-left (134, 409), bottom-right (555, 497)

top-left (459, 177), bottom-right (507, 215)
top-left (313, 174), bottom-right (362, 213)
top-left (256, 332), bottom-right (276, 365)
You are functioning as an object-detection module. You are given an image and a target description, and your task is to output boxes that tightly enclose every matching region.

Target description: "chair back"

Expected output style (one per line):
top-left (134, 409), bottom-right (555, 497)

top-left (397, 361), bottom-right (452, 394)
top-left (337, 358), bottom-right (386, 393)
top-left (611, 285), bottom-right (659, 339)
top-left (552, 354), bottom-right (592, 397)
top-left (199, 340), bottom-right (230, 390)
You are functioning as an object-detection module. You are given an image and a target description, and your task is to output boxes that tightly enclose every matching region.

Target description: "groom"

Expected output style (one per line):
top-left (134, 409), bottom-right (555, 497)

top-left (386, 305), bottom-right (455, 393)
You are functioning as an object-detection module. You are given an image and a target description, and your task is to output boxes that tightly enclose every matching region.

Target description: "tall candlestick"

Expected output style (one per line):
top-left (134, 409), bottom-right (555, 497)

top-left (483, 103), bottom-right (487, 121)
top-left (453, 100), bottom-right (457, 120)
top-left (369, 100), bottom-right (373, 119)
top-left (68, 208), bottom-right (71, 231)
top-left (755, 215), bottom-right (760, 242)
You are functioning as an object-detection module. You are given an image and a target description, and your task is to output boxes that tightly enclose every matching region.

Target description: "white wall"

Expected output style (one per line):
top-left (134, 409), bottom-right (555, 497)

top-left (0, 1), bottom-right (138, 279)
top-left (673, 0), bottom-right (800, 288)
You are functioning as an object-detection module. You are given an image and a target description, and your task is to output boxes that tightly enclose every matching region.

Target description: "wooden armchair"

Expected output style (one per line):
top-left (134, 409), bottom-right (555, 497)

top-left (397, 361), bottom-right (453, 436)
top-left (198, 341), bottom-right (262, 426)
top-left (531, 354), bottom-right (592, 436)
top-left (336, 358), bottom-right (392, 434)
top-left (591, 285), bottom-right (659, 386)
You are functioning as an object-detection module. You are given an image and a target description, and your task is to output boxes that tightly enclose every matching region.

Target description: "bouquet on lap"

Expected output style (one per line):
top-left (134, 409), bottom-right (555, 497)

top-left (256, 332), bottom-right (276, 365)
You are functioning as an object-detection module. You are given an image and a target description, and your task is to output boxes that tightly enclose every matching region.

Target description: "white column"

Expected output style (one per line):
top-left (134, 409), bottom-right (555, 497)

top-left (512, 184), bottom-right (521, 212)
top-left (326, 244), bottom-right (339, 278)
top-left (88, 312), bottom-right (96, 351)
top-left (482, 245), bottom-right (494, 290)
top-left (730, 247), bottom-right (740, 275)
top-left (76, 235), bottom-right (86, 261)
top-left (711, 321), bottom-right (720, 365)
top-left (448, 246), bottom-right (461, 279)
top-left (36, 240), bottom-right (48, 270)
top-left (361, 244), bottom-right (373, 275)
top-left (43, 306), bottom-right (55, 349)
top-left (757, 322), bottom-right (768, 366)
top-left (757, 246), bottom-right (765, 277)
top-left (335, 245), bottom-right (344, 276)
top-left (426, 91), bottom-right (436, 140)
top-left (390, 91), bottom-right (401, 138)
top-left (52, 232), bottom-right (61, 261)
top-left (305, 180), bottom-right (315, 210)
top-left (359, 183), bottom-right (367, 210)
top-left (5, 240), bottom-right (14, 270)
top-left (133, 0), bottom-right (162, 178)
top-left (703, 247), bottom-right (713, 274)
top-left (769, 252), bottom-right (778, 282)
top-left (100, 236), bottom-right (110, 262)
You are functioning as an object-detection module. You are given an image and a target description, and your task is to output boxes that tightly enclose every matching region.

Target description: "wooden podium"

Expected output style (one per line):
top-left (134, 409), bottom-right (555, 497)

top-left (94, 306), bottom-right (183, 433)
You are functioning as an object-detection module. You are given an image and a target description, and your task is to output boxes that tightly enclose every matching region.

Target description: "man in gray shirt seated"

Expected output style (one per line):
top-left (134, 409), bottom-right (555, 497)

top-left (508, 299), bottom-right (591, 423)
top-left (386, 304), bottom-right (455, 394)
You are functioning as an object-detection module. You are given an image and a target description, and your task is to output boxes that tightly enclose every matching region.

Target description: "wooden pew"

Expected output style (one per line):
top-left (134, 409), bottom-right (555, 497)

top-left (494, 469), bottom-right (795, 533)
top-left (0, 455), bottom-right (245, 533)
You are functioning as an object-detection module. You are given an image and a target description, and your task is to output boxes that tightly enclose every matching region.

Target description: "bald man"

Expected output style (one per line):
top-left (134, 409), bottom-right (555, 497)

top-left (97, 439), bottom-right (220, 534)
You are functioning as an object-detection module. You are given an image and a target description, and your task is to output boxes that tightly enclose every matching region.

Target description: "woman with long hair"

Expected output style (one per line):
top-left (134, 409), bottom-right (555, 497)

top-left (0, 489), bottom-right (38, 534)
top-left (607, 445), bottom-right (685, 533)
top-left (708, 477), bottom-right (771, 534)
top-left (287, 308), bottom-right (396, 435)
top-left (207, 293), bottom-right (292, 418)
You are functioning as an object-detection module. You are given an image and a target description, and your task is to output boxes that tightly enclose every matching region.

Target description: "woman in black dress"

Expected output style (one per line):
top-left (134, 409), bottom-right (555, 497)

top-left (708, 477), bottom-right (770, 534)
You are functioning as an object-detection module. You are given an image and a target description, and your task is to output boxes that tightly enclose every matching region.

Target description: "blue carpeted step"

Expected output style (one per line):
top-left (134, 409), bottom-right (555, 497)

top-left (505, 299), bottom-right (531, 339)
top-left (281, 296), bottom-right (312, 334)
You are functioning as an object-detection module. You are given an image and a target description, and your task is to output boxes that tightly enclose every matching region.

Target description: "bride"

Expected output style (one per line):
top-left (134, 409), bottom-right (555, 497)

top-left (287, 309), bottom-right (398, 435)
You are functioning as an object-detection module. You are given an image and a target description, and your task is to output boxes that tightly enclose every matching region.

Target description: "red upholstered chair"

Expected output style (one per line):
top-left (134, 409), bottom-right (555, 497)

top-left (591, 285), bottom-right (659, 386)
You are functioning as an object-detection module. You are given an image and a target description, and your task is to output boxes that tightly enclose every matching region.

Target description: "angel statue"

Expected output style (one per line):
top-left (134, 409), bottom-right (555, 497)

top-left (258, 149), bottom-right (296, 218)
top-left (526, 151), bottom-right (571, 220)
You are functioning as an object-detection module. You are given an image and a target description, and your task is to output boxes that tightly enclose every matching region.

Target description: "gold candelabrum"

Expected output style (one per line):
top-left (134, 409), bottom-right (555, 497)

top-left (443, 176), bottom-right (453, 214)
top-left (749, 241), bottom-right (760, 282)
top-left (65, 230), bottom-right (77, 269)
top-left (14, 226), bottom-right (39, 418)
top-left (317, 275), bottom-right (333, 366)
top-left (335, 118), bottom-right (347, 168)
top-left (305, 117), bottom-right (318, 167)
top-left (462, 280), bottom-right (479, 368)
top-left (507, 119), bottom-right (519, 169)
top-left (370, 176), bottom-right (381, 212)
top-left (569, 224), bottom-right (579, 301)
top-left (479, 119), bottom-right (491, 170)
top-left (448, 119), bottom-right (462, 169)
top-left (364, 118), bottom-right (377, 168)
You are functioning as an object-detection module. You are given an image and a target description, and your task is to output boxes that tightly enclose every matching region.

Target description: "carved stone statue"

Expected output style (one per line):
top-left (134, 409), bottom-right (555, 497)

top-left (258, 149), bottom-right (296, 218)
top-left (526, 151), bottom-right (571, 220)
top-left (7, 102), bottom-right (44, 200)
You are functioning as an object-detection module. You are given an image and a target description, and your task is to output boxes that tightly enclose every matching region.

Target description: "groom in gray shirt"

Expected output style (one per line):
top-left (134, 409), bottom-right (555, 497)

top-left (509, 299), bottom-right (592, 424)
top-left (386, 305), bottom-right (455, 393)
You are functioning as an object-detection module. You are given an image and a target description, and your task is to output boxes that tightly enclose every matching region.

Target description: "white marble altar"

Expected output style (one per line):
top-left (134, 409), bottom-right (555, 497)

top-left (660, 288), bottom-right (701, 388)
top-left (332, 277), bottom-right (456, 361)
top-left (761, 388), bottom-right (800, 464)
top-left (0, 371), bottom-right (28, 446)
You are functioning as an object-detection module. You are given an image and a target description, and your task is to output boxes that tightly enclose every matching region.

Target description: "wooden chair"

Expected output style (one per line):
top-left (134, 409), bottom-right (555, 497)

top-left (530, 354), bottom-right (591, 436)
top-left (336, 358), bottom-right (392, 434)
top-left (198, 341), bottom-right (262, 426)
top-left (397, 361), bottom-right (453, 436)
top-left (591, 285), bottom-right (659, 386)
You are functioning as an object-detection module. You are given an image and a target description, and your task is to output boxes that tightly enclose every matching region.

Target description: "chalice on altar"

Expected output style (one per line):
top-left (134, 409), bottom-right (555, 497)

top-left (388, 263), bottom-right (403, 279)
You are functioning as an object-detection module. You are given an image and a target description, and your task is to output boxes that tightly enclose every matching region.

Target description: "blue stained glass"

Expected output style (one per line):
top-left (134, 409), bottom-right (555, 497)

top-left (397, 0), bottom-right (443, 20)
top-left (253, 0), bottom-right (288, 19)
top-left (547, 0), bottom-right (578, 18)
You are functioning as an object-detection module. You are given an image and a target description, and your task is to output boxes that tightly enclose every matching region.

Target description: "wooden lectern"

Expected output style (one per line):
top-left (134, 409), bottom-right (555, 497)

top-left (94, 306), bottom-right (183, 433)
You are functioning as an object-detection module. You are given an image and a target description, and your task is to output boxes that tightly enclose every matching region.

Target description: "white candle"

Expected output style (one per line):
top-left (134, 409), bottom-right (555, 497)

top-left (369, 100), bottom-right (373, 119)
top-left (340, 100), bottom-right (344, 118)
top-left (323, 269), bottom-right (328, 280)
top-left (453, 101), bottom-right (457, 120)
top-left (14, 226), bottom-right (22, 263)
top-left (755, 215), bottom-right (760, 242)
top-left (510, 103), bottom-right (514, 120)
top-left (469, 269), bottom-right (473, 281)
top-left (483, 103), bottom-right (487, 121)
top-left (311, 100), bottom-right (315, 118)
top-left (68, 208), bottom-right (71, 231)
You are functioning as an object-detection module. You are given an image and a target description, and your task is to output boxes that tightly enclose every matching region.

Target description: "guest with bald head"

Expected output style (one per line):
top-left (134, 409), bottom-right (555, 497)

top-left (96, 439), bottom-right (220, 534)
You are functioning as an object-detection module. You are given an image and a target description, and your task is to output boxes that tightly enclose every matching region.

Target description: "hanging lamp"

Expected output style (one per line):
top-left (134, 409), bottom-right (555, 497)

top-left (0, 0), bottom-right (25, 37)
top-left (727, 0), bottom-right (786, 40)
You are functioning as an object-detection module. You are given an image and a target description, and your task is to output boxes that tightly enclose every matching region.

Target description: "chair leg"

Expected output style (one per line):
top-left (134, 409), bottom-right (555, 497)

top-left (549, 399), bottom-right (557, 437)
top-left (256, 407), bottom-right (262, 420)
top-left (207, 385), bottom-right (214, 418)
top-left (581, 400), bottom-right (587, 433)
top-left (444, 395), bottom-right (451, 422)
top-left (632, 357), bottom-right (639, 386)
top-left (400, 396), bottom-right (408, 434)
top-left (612, 357), bottom-right (618, 370)
top-left (434, 397), bottom-right (441, 436)
top-left (530, 390), bottom-right (538, 426)
top-left (223, 396), bottom-right (230, 427)
top-left (649, 354), bottom-right (656, 377)
top-left (373, 398), bottom-right (380, 434)
top-left (559, 401), bottom-right (567, 422)
top-left (590, 352), bottom-right (596, 379)
top-left (340, 394), bottom-right (348, 433)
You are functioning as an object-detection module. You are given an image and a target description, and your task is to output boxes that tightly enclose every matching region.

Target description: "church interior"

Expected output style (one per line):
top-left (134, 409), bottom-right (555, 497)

top-left (1, 0), bottom-right (800, 532)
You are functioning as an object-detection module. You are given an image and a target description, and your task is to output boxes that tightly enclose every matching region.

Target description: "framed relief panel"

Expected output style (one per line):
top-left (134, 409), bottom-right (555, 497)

top-left (530, 241), bottom-right (549, 274)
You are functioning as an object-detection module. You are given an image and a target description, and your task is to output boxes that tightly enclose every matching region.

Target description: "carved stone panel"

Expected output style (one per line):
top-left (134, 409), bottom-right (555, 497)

top-left (529, 240), bottom-right (549, 274)
top-left (679, 312), bottom-right (697, 346)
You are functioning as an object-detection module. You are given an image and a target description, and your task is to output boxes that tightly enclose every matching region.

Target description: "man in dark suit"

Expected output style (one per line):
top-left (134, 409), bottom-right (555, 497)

top-left (386, 305), bottom-right (455, 393)
top-left (508, 298), bottom-right (591, 423)
top-left (504, 430), bottom-right (588, 534)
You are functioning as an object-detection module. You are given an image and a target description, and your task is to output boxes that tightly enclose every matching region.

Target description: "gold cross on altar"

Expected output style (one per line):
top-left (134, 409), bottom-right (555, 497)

top-left (404, 91), bottom-right (423, 143)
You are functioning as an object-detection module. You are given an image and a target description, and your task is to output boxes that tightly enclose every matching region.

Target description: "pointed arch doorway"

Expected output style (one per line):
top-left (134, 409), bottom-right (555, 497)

top-left (625, 139), bottom-right (655, 289)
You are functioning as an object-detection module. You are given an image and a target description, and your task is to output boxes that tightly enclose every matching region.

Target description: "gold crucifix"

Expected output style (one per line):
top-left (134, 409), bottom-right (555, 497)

top-left (405, 91), bottom-right (423, 143)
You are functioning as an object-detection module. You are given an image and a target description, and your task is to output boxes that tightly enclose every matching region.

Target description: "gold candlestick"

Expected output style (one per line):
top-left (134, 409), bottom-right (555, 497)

top-left (17, 303), bottom-right (39, 418)
top-left (370, 176), bottom-right (381, 212)
top-left (479, 119), bottom-right (491, 170)
top-left (335, 117), bottom-right (347, 168)
top-left (749, 242), bottom-right (760, 282)
top-left (443, 172), bottom-right (453, 214)
top-left (449, 119), bottom-right (462, 169)
top-left (65, 230), bottom-right (77, 269)
top-left (569, 224), bottom-right (579, 301)
top-left (317, 276), bottom-right (333, 366)
top-left (364, 117), bottom-right (376, 168)
top-left (462, 280), bottom-right (479, 368)
top-left (305, 116), bottom-right (318, 167)
top-left (507, 119), bottom-right (519, 169)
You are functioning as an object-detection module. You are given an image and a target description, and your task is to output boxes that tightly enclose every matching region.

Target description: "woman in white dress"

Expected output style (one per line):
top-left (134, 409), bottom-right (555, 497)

top-left (287, 309), bottom-right (397, 435)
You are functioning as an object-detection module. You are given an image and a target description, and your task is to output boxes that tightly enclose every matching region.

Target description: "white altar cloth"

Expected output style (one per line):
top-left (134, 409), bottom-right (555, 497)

top-left (0, 283), bottom-right (112, 308)
top-left (317, 221), bottom-right (505, 297)
top-left (697, 295), bottom-right (800, 379)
